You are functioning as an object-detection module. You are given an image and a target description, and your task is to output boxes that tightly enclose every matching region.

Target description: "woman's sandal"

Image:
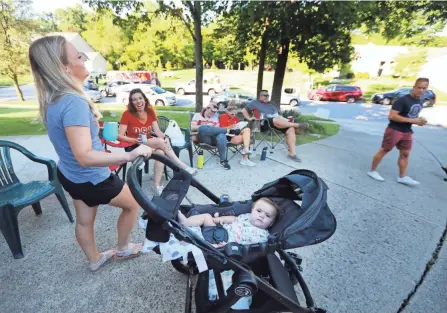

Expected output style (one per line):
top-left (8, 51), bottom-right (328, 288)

top-left (89, 249), bottom-right (116, 272)
top-left (115, 242), bottom-right (143, 261)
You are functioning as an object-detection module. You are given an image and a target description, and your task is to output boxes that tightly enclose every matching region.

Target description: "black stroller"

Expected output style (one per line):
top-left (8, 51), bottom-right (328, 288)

top-left (127, 155), bottom-right (336, 313)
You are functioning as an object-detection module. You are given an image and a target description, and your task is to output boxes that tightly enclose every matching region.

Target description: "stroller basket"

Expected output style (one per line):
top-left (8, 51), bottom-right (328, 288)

top-left (127, 155), bottom-right (335, 313)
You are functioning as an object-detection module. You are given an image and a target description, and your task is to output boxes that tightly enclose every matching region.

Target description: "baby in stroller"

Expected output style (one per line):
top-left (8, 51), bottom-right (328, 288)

top-left (127, 154), bottom-right (335, 313)
top-left (177, 197), bottom-right (280, 246)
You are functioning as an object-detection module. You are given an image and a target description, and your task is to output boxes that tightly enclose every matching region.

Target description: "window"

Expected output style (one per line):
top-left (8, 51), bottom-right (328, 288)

top-left (284, 88), bottom-right (295, 94)
top-left (151, 86), bottom-right (166, 94)
top-left (327, 86), bottom-right (335, 91)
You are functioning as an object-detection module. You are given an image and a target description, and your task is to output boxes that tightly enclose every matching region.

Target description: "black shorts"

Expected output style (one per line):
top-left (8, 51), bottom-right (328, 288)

top-left (264, 117), bottom-right (287, 134)
top-left (57, 168), bottom-right (124, 207)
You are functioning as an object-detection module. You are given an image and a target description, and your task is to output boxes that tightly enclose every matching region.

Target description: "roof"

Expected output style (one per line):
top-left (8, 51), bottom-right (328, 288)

top-left (47, 32), bottom-right (79, 42)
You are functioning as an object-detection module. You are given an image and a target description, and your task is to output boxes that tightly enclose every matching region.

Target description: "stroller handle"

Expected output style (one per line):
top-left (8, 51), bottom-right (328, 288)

top-left (127, 154), bottom-right (182, 221)
top-left (132, 154), bottom-right (180, 172)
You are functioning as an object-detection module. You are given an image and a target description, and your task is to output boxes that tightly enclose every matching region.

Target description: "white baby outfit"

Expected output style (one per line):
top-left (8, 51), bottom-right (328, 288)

top-left (221, 213), bottom-right (270, 244)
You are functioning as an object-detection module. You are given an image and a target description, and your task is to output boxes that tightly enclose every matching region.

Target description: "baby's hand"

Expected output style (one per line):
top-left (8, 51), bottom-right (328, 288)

top-left (212, 242), bottom-right (227, 248)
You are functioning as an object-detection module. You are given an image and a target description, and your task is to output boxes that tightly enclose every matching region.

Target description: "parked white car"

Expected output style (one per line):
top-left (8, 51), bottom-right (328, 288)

top-left (280, 86), bottom-right (301, 106)
top-left (117, 84), bottom-right (176, 106)
top-left (83, 86), bottom-right (102, 103)
top-left (175, 78), bottom-right (227, 96)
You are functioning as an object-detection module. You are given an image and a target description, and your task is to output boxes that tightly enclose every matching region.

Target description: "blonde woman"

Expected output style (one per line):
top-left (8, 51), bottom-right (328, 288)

top-left (29, 36), bottom-right (151, 272)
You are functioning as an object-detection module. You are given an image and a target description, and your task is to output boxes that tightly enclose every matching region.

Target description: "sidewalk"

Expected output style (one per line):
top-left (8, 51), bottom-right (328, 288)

top-left (0, 121), bottom-right (446, 313)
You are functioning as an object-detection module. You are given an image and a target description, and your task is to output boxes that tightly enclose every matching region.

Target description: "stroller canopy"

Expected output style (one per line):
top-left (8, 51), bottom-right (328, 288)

top-left (251, 169), bottom-right (336, 250)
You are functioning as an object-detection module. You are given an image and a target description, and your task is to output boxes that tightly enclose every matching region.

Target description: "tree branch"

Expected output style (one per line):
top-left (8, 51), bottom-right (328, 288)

top-left (181, 1), bottom-right (196, 40)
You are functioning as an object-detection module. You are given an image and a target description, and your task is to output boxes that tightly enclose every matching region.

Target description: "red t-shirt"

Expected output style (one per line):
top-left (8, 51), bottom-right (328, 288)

top-left (219, 113), bottom-right (239, 127)
top-left (119, 109), bottom-right (157, 139)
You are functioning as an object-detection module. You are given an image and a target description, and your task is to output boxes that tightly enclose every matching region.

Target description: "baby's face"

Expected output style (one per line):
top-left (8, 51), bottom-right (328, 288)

top-left (250, 200), bottom-right (277, 229)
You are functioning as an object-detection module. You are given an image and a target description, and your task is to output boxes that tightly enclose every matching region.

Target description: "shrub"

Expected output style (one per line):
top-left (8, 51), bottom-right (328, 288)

top-left (345, 72), bottom-right (355, 79)
top-left (356, 72), bottom-right (370, 79)
top-left (165, 61), bottom-right (172, 71)
top-left (279, 109), bottom-right (327, 135)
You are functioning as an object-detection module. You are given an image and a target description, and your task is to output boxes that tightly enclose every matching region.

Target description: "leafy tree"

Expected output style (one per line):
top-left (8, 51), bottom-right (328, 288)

top-left (234, 0), bottom-right (447, 107)
top-left (35, 12), bottom-right (58, 33)
top-left (82, 9), bottom-right (127, 69)
top-left (222, 1), bottom-right (278, 97)
top-left (0, 0), bottom-right (34, 101)
top-left (155, 1), bottom-right (229, 112)
top-left (53, 5), bottom-right (87, 33)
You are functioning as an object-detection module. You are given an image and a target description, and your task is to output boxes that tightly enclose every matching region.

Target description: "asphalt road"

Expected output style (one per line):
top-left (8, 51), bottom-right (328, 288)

top-left (1, 84), bottom-right (446, 127)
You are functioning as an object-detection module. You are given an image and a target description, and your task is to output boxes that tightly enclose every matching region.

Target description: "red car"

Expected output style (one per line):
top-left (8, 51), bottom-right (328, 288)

top-left (308, 84), bottom-right (363, 103)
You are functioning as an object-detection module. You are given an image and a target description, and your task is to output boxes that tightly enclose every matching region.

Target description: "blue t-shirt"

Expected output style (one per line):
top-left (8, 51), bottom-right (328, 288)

top-left (46, 94), bottom-right (110, 185)
top-left (246, 100), bottom-right (279, 118)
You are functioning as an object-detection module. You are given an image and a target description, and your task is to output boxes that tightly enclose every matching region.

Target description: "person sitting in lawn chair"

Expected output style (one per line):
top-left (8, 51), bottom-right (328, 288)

top-left (241, 90), bottom-right (309, 162)
top-left (219, 102), bottom-right (256, 167)
top-left (118, 88), bottom-right (197, 195)
top-left (191, 104), bottom-right (241, 170)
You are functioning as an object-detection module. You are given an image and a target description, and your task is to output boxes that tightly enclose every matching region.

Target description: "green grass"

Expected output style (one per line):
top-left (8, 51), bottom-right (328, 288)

top-left (0, 107), bottom-right (339, 144)
top-left (0, 108), bottom-right (46, 136)
top-left (0, 74), bottom-right (34, 87)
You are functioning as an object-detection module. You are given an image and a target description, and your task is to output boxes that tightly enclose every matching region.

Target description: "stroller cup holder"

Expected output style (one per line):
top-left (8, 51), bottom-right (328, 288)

top-left (127, 155), bottom-right (334, 313)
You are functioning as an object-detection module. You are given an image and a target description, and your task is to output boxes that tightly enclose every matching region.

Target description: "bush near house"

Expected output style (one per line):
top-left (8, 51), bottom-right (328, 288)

top-left (355, 72), bottom-right (370, 79)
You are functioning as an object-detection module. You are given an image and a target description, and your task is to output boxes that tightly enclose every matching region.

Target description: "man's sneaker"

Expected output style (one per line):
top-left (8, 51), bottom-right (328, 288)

top-left (288, 154), bottom-right (302, 162)
top-left (241, 147), bottom-right (252, 155)
top-left (220, 160), bottom-right (231, 170)
top-left (228, 129), bottom-right (241, 136)
top-left (397, 176), bottom-right (420, 186)
top-left (240, 159), bottom-right (256, 167)
top-left (295, 123), bottom-right (309, 135)
top-left (367, 171), bottom-right (385, 182)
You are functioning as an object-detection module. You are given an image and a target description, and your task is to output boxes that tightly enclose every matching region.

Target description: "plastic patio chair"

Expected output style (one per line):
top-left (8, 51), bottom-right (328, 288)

top-left (0, 140), bottom-right (74, 259)
top-left (158, 115), bottom-right (193, 167)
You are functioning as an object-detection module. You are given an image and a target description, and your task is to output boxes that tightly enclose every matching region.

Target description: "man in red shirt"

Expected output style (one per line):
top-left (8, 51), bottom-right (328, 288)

top-left (219, 103), bottom-right (256, 167)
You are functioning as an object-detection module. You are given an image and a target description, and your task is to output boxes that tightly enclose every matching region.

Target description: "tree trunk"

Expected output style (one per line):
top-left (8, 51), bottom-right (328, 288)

top-left (12, 74), bottom-right (25, 101)
top-left (271, 37), bottom-right (290, 111)
top-left (193, 2), bottom-right (203, 113)
top-left (256, 30), bottom-right (268, 98)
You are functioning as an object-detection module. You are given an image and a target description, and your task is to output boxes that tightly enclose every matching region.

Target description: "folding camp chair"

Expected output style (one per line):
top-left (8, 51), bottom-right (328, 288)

top-left (188, 112), bottom-right (223, 166)
top-left (249, 108), bottom-right (288, 154)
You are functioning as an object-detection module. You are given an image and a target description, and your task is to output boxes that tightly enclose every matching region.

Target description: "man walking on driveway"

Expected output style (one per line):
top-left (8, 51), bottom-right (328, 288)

top-left (367, 77), bottom-right (429, 186)
top-left (241, 90), bottom-right (308, 162)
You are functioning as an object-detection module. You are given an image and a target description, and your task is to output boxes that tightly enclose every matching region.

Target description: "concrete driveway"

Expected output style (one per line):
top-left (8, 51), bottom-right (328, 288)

top-left (0, 116), bottom-right (446, 313)
top-left (288, 99), bottom-right (447, 128)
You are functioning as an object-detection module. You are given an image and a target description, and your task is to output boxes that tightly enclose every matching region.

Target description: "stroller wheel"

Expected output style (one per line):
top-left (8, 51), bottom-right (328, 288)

top-left (171, 259), bottom-right (198, 275)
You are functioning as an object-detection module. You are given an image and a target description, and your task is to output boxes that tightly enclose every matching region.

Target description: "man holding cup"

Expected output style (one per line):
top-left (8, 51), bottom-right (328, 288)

top-left (367, 78), bottom-right (429, 186)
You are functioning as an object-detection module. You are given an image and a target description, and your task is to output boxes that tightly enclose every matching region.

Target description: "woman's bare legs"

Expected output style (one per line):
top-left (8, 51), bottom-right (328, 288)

top-left (147, 137), bottom-right (190, 169)
top-left (108, 184), bottom-right (141, 251)
top-left (73, 199), bottom-right (102, 263)
top-left (230, 128), bottom-right (252, 160)
top-left (152, 149), bottom-right (165, 186)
